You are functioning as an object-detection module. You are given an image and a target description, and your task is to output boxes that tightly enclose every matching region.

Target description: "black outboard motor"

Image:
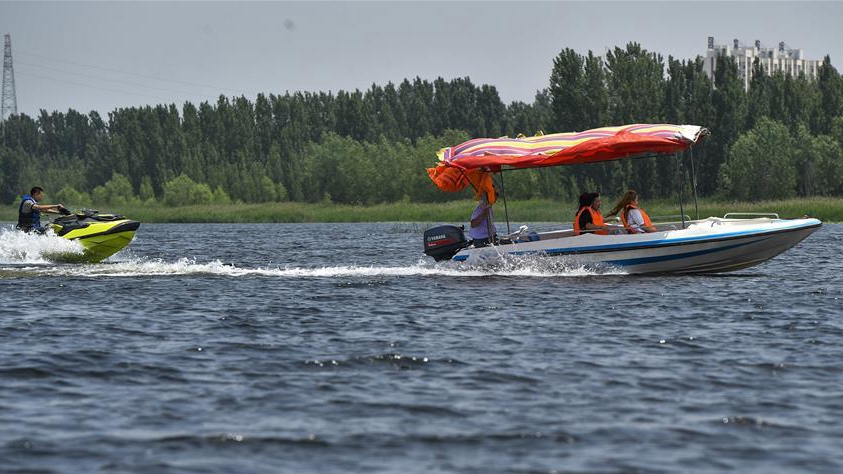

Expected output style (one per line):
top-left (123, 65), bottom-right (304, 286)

top-left (423, 225), bottom-right (468, 262)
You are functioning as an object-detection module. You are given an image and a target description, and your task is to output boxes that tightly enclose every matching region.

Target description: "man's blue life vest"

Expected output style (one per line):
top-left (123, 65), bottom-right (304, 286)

top-left (17, 194), bottom-right (41, 231)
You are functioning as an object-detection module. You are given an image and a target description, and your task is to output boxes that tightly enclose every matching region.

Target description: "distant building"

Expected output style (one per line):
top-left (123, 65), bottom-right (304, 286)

top-left (703, 37), bottom-right (822, 91)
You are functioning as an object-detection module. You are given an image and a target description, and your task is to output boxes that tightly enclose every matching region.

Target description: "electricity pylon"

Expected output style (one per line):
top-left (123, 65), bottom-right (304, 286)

top-left (2, 33), bottom-right (18, 121)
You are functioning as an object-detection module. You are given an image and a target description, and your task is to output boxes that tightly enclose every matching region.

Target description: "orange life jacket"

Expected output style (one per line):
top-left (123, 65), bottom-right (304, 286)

top-left (621, 204), bottom-right (652, 233)
top-left (427, 165), bottom-right (496, 205)
top-left (427, 165), bottom-right (468, 193)
top-left (574, 206), bottom-right (606, 235)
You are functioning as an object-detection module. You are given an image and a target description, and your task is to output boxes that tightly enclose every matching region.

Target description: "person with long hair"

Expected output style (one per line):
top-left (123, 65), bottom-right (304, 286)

top-left (607, 190), bottom-right (657, 233)
top-left (573, 192), bottom-right (609, 235)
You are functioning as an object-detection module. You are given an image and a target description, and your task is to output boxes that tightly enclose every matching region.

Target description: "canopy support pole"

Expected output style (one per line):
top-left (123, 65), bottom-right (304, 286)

top-left (677, 153), bottom-right (686, 229)
top-left (688, 147), bottom-right (699, 220)
top-left (499, 170), bottom-right (511, 234)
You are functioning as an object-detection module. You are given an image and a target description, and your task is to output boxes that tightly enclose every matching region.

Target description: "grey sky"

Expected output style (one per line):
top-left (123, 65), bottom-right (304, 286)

top-left (2, 1), bottom-right (842, 118)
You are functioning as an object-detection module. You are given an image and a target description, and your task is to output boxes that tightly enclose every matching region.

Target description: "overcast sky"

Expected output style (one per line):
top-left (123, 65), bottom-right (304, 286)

top-left (2, 1), bottom-right (842, 118)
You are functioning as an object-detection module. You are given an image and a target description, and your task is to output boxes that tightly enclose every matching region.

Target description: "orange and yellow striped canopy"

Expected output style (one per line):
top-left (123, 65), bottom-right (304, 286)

top-left (428, 124), bottom-right (707, 196)
top-left (437, 124), bottom-right (706, 171)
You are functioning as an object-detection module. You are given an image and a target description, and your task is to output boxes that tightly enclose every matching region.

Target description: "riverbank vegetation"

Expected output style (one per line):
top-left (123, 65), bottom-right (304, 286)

top-left (2, 42), bottom-right (842, 211)
top-left (3, 197), bottom-right (841, 224)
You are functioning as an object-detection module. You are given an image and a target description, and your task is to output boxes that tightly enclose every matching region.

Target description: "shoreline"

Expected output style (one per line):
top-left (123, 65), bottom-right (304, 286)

top-left (2, 197), bottom-right (841, 224)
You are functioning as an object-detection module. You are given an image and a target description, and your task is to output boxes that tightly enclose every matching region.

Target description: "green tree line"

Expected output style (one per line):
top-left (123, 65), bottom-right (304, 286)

top-left (1, 42), bottom-right (842, 208)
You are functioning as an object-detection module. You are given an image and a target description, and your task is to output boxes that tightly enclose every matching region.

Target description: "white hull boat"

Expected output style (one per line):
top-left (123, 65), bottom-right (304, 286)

top-left (424, 124), bottom-right (822, 275)
top-left (424, 216), bottom-right (821, 274)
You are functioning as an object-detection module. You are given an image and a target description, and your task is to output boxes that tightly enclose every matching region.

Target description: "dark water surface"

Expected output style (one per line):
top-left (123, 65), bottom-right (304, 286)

top-left (1, 222), bottom-right (841, 474)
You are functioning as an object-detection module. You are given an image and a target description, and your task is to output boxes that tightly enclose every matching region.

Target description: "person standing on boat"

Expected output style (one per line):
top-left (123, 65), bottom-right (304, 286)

top-left (607, 190), bottom-right (657, 234)
top-left (16, 187), bottom-right (66, 234)
top-left (469, 186), bottom-right (497, 247)
top-left (573, 192), bottom-right (609, 235)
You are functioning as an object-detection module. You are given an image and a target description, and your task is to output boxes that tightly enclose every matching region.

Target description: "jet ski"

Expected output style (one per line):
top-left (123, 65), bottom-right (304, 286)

top-left (50, 208), bottom-right (140, 262)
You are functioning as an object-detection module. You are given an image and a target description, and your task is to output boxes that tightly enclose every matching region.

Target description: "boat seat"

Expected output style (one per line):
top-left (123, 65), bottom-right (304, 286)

top-left (539, 229), bottom-right (575, 240)
top-left (514, 231), bottom-right (540, 243)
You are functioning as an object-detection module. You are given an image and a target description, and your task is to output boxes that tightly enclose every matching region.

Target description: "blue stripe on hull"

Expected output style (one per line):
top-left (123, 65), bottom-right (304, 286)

top-left (453, 220), bottom-right (819, 262)
top-left (517, 222), bottom-right (815, 256)
top-left (604, 239), bottom-right (762, 267)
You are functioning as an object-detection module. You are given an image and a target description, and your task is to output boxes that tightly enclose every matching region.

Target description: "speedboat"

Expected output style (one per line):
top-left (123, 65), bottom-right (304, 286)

top-left (423, 124), bottom-right (821, 274)
top-left (50, 209), bottom-right (140, 262)
top-left (423, 215), bottom-right (820, 274)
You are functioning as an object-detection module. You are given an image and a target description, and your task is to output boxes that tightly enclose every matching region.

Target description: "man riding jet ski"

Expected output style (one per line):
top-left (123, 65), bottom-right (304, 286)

top-left (16, 186), bottom-right (141, 262)
top-left (16, 186), bottom-right (69, 234)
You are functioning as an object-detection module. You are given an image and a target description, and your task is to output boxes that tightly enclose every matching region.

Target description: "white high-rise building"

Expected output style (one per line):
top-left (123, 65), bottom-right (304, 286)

top-left (703, 37), bottom-right (822, 91)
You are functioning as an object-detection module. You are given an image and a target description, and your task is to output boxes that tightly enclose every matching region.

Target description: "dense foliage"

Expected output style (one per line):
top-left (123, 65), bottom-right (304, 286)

top-left (1, 42), bottom-right (842, 207)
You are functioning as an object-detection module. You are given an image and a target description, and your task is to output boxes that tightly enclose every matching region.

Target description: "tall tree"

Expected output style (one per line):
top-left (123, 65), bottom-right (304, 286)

top-left (816, 55), bottom-right (843, 134)
top-left (706, 55), bottom-right (747, 195)
top-left (549, 48), bottom-right (586, 131)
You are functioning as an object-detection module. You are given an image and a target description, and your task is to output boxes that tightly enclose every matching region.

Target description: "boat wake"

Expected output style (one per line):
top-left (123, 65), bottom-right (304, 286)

top-left (0, 254), bottom-right (626, 278)
top-left (0, 227), bottom-right (85, 264)
top-left (0, 224), bottom-right (624, 277)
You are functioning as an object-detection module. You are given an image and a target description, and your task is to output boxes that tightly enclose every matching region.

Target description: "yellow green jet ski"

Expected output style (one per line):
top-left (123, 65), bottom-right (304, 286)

top-left (50, 209), bottom-right (140, 262)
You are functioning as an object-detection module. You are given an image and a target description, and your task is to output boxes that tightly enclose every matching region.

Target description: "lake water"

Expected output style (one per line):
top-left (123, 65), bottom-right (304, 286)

top-left (1, 222), bottom-right (841, 473)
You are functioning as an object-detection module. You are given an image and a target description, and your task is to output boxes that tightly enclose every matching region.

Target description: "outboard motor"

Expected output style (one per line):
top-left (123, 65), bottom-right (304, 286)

top-left (423, 224), bottom-right (468, 262)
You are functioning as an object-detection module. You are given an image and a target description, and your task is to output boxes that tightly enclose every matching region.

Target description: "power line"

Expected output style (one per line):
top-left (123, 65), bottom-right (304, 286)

top-left (16, 48), bottom-right (262, 97)
top-left (16, 59), bottom-right (224, 99)
top-left (17, 70), bottom-right (211, 104)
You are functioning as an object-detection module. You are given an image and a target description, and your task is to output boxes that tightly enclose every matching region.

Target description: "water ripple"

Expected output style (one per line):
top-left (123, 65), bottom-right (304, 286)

top-left (1, 222), bottom-right (841, 474)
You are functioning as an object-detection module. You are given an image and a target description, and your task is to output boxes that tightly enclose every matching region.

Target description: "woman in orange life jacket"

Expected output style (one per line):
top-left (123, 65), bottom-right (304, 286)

top-left (573, 192), bottom-right (609, 235)
top-left (606, 190), bottom-right (657, 234)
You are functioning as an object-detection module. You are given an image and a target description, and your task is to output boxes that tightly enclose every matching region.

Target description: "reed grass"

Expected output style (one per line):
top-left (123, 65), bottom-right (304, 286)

top-left (2, 197), bottom-right (841, 223)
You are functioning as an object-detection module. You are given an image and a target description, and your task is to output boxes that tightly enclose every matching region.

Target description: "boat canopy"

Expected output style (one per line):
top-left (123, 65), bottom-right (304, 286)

top-left (428, 124), bottom-right (707, 197)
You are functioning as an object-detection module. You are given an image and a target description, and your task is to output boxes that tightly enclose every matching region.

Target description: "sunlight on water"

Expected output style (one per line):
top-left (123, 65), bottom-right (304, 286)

top-left (0, 228), bottom-right (84, 264)
top-left (11, 255), bottom-right (625, 278)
